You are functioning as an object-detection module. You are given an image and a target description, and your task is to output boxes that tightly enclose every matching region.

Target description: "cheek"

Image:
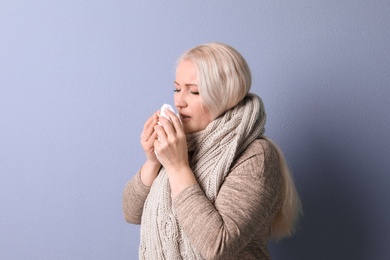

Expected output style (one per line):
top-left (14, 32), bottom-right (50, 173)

top-left (200, 106), bottom-right (213, 123)
top-left (199, 112), bottom-right (212, 129)
top-left (204, 116), bottom-right (213, 127)
top-left (173, 95), bottom-right (179, 107)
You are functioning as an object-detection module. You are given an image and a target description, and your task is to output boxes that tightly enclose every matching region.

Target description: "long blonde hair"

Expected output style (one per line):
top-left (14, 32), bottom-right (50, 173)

top-left (263, 136), bottom-right (302, 240)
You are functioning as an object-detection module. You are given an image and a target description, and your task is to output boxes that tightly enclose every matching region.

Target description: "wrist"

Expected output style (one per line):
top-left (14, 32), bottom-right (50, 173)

top-left (140, 160), bottom-right (161, 187)
top-left (167, 166), bottom-right (197, 198)
top-left (145, 158), bottom-right (161, 168)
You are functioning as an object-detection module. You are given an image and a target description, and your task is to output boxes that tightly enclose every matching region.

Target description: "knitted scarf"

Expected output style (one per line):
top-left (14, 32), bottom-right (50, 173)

top-left (139, 93), bottom-right (266, 259)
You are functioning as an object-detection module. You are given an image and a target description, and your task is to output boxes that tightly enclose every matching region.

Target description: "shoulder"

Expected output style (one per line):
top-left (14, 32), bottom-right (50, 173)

top-left (232, 138), bottom-right (279, 169)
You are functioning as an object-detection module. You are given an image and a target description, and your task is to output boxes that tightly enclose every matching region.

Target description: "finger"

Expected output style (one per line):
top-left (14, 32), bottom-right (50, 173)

top-left (146, 130), bottom-right (158, 146)
top-left (163, 109), bottom-right (177, 121)
top-left (153, 139), bottom-right (161, 158)
top-left (141, 125), bottom-right (155, 143)
top-left (146, 112), bottom-right (159, 129)
top-left (164, 110), bottom-right (184, 136)
top-left (157, 115), bottom-right (178, 138)
top-left (154, 124), bottom-right (167, 143)
top-left (141, 113), bottom-right (159, 142)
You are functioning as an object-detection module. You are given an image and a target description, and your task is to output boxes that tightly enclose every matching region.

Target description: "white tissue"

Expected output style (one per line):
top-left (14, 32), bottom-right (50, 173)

top-left (158, 103), bottom-right (182, 124)
top-left (159, 104), bottom-right (175, 121)
top-left (154, 104), bottom-right (180, 160)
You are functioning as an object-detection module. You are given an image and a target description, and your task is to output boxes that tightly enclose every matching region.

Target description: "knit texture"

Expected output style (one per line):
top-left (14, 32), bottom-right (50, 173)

top-left (139, 93), bottom-right (266, 259)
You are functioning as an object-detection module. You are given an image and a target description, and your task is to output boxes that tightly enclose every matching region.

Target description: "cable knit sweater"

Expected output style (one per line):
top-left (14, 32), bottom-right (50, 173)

top-left (123, 138), bottom-right (282, 259)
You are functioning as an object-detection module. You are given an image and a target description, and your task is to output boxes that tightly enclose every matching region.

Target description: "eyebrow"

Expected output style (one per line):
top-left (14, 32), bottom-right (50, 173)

top-left (174, 81), bottom-right (198, 87)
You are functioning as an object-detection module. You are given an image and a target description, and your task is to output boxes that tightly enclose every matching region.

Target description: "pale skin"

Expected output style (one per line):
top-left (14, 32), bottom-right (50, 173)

top-left (139, 60), bottom-right (213, 198)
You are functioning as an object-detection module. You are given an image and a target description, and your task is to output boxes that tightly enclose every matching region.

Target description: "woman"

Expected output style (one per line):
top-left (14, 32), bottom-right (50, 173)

top-left (123, 42), bottom-right (302, 259)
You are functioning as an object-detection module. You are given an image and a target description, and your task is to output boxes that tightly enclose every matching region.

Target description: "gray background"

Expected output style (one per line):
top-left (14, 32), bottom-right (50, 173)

top-left (1, 1), bottom-right (389, 259)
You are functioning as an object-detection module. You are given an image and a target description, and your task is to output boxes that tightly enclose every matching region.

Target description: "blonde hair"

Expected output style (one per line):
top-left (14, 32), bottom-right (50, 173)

top-left (178, 42), bottom-right (302, 239)
top-left (264, 136), bottom-right (303, 240)
top-left (177, 42), bottom-right (252, 118)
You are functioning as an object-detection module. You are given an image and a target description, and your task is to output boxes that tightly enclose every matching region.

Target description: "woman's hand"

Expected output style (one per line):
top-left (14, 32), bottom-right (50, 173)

top-left (153, 110), bottom-right (197, 197)
top-left (153, 109), bottom-right (188, 171)
top-left (140, 111), bottom-right (160, 165)
top-left (139, 111), bottom-right (162, 186)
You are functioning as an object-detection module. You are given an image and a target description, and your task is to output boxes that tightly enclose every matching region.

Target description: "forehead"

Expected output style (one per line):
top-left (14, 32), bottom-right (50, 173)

top-left (175, 60), bottom-right (198, 82)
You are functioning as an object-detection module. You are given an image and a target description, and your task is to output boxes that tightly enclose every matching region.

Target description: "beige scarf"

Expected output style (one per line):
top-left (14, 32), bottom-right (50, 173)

top-left (139, 93), bottom-right (266, 259)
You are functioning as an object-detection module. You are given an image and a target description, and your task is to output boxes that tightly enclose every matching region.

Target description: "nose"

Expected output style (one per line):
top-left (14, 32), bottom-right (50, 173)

top-left (174, 90), bottom-right (188, 109)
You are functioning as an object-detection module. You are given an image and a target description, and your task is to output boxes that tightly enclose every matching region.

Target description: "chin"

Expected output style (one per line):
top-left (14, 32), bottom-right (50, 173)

top-left (183, 127), bottom-right (195, 134)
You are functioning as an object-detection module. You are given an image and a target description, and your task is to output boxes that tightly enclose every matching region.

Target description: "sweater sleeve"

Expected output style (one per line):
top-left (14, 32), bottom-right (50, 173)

top-left (122, 170), bottom-right (151, 224)
top-left (172, 139), bottom-right (282, 259)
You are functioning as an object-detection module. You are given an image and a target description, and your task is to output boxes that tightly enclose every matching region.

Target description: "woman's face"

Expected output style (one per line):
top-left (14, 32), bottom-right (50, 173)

top-left (174, 60), bottom-right (213, 134)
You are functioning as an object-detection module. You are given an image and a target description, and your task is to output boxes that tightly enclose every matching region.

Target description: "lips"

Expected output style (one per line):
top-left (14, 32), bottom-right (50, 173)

top-left (180, 113), bottom-right (191, 122)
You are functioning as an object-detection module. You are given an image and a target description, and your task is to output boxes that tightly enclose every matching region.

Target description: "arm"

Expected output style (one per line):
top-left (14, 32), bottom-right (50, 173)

top-left (173, 139), bottom-right (282, 259)
top-left (122, 169), bottom-right (150, 224)
top-left (122, 156), bottom-right (162, 224)
top-left (122, 112), bottom-right (162, 223)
